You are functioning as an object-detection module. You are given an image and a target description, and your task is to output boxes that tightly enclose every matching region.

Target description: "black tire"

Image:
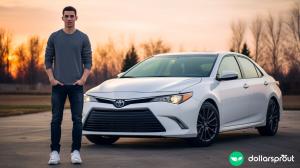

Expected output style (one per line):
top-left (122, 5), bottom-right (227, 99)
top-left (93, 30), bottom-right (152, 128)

top-left (186, 101), bottom-right (220, 147)
top-left (257, 99), bottom-right (280, 136)
top-left (85, 135), bottom-right (119, 145)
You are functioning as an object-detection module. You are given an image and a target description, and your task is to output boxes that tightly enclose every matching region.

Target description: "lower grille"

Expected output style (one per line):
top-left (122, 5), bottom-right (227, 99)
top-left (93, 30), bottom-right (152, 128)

top-left (83, 108), bottom-right (166, 132)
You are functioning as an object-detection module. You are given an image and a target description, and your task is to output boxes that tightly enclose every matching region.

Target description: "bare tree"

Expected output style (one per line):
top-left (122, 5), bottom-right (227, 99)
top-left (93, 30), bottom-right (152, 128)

top-left (14, 43), bottom-right (27, 83)
top-left (90, 39), bottom-right (124, 84)
top-left (91, 44), bottom-right (109, 84)
top-left (286, 2), bottom-right (300, 53)
top-left (140, 38), bottom-right (171, 59)
top-left (27, 36), bottom-right (44, 84)
top-left (0, 28), bottom-right (12, 82)
top-left (285, 2), bottom-right (300, 70)
top-left (250, 16), bottom-right (264, 62)
top-left (229, 20), bottom-right (246, 53)
top-left (264, 14), bottom-right (284, 75)
top-left (282, 2), bottom-right (300, 94)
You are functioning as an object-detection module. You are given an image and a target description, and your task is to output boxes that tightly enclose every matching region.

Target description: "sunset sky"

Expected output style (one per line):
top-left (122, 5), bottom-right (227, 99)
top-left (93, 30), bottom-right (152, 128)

top-left (0, 0), bottom-right (296, 51)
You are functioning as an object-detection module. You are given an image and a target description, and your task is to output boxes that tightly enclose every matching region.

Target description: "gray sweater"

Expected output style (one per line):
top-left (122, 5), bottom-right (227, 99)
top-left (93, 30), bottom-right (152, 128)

top-left (45, 29), bottom-right (92, 85)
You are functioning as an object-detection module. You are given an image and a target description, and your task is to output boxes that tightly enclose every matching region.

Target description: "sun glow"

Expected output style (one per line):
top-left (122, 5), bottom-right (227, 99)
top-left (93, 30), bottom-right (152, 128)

top-left (8, 54), bottom-right (18, 78)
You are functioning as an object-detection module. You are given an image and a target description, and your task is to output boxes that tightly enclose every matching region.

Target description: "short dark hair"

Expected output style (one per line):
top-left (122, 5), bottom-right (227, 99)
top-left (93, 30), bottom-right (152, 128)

top-left (62, 6), bottom-right (77, 16)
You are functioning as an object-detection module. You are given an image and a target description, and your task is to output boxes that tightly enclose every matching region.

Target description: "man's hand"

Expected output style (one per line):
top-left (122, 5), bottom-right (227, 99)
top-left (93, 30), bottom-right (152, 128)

top-left (49, 78), bottom-right (64, 86)
top-left (46, 68), bottom-right (63, 86)
top-left (73, 69), bottom-right (90, 86)
top-left (73, 78), bottom-right (86, 86)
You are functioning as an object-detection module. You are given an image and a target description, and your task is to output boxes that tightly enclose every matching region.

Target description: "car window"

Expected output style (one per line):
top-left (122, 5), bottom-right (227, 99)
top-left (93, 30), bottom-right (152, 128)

top-left (217, 56), bottom-right (242, 79)
top-left (123, 55), bottom-right (217, 77)
top-left (255, 66), bottom-right (264, 77)
top-left (237, 56), bottom-right (259, 79)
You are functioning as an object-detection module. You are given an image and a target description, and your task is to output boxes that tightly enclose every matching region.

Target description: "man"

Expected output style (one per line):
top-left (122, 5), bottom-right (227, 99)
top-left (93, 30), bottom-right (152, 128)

top-left (44, 6), bottom-right (92, 165)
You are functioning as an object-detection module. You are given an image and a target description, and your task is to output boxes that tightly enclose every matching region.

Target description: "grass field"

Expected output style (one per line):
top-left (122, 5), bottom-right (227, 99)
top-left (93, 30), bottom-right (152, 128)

top-left (0, 94), bottom-right (299, 117)
top-left (0, 95), bottom-right (70, 117)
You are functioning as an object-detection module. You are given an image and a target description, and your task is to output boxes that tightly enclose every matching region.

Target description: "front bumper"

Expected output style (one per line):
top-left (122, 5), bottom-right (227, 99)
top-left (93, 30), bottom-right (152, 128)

top-left (82, 98), bottom-right (200, 138)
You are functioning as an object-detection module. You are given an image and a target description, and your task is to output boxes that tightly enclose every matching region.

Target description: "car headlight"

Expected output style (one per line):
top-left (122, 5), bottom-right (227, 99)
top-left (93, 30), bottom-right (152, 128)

top-left (151, 92), bottom-right (193, 104)
top-left (84, 94), bottom-right (97, 103)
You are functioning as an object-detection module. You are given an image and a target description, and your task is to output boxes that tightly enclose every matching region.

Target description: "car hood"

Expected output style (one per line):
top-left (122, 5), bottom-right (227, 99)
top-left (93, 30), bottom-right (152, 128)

top-left (88, 77), bottom-right (202, 93)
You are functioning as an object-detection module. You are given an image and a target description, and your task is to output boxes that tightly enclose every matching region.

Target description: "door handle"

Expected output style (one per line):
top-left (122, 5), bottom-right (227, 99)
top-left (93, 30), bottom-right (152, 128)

top-left (243, 83), bottom-right (249, 89)
top-left (264, 81), bottom-right (269, 86)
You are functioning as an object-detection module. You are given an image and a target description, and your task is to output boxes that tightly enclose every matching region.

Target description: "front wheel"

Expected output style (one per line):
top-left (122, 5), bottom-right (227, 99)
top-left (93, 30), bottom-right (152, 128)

top-left (257, 99), bottom-right (280, 136)
top-left (186, 101), bottom-right (220, 147)
top-left (85, 135), bottom-right (120, 145)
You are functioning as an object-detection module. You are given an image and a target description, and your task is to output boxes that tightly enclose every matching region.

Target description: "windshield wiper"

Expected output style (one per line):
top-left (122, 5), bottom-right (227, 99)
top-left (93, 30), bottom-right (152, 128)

top-left (120, 76), bottom-right (136, 78)
top-left (121, 76), bottom-right (174, 78)
top-left (144, 76), bottom-right (170, 77)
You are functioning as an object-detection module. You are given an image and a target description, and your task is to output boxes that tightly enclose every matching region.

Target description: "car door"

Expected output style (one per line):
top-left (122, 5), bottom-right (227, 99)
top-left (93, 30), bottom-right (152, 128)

top-left (214, 55), bottom-right (249, 127)
top-left (236, 56), bottom-right (268, 124)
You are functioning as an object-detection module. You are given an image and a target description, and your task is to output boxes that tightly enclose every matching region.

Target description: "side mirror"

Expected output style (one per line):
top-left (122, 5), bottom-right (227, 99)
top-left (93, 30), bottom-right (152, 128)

top-left (117, 72), bottom-right (125, 78)
top-left (217, 70), bottom-right (239, 81)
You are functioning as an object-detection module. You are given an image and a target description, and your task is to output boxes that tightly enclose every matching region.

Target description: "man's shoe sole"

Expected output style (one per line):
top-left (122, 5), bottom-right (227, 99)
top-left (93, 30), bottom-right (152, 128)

top-left (71, 161), bottom-right (82, 164)
top-left (48, 161), bottom-right (60, 165)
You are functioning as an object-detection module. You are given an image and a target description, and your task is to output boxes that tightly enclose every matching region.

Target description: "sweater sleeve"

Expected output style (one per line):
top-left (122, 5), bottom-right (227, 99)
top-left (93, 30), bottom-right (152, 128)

top-left (82, 34), bottom-right (92, 70)
top-left (44, 33), bottom-right (55, 69)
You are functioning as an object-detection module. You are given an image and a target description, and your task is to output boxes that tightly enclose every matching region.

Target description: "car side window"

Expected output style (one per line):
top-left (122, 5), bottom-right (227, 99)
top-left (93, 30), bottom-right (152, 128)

top-left (255, 66), bottom-right (264, 77)
top-left (217, 56), bottom-right (242, 79)
top-left (237, 56), bottom-right (259, 78)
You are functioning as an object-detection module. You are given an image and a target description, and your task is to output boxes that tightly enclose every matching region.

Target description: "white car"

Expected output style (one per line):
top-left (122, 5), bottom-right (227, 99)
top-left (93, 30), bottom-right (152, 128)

top-left (83, 52), bottom-right (282, 146)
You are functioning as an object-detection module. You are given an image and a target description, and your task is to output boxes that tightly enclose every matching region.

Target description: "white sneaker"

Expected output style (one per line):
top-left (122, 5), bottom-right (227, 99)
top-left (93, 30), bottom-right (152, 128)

top-left (48, 151), bottom-right (60, 165)
top-left (71, 150), bottom-right (82, 164)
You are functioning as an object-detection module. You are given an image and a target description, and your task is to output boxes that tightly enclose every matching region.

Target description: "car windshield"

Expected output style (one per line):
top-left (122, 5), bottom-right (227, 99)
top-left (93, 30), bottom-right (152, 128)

top-left (122, 54), bottom-right (218, 78)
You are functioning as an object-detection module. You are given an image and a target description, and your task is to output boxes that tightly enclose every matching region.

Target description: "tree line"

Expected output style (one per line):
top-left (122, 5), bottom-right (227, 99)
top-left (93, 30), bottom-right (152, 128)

top-left (0, 32), bottom-right (171, 85)
top-left (229, 2), bottom-right (300, 94)
top-left (0, 2), bottom-right (299, 94)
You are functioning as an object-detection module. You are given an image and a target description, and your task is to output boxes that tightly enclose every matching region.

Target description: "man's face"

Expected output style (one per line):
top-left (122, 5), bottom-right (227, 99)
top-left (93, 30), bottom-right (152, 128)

top-left (62, 11), bottom-right (77, 28)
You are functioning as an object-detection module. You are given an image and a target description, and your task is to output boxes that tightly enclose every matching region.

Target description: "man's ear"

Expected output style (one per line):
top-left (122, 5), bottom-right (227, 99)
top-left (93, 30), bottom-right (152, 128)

top-left (75, 16), bottom-right (78, 21)
top-left (61, 16), bottom-right (64, 21)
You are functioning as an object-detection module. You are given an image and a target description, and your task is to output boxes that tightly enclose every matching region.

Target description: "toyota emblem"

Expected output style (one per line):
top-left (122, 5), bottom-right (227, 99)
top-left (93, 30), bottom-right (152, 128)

top-left (114, 99), bottom-right (125, 108)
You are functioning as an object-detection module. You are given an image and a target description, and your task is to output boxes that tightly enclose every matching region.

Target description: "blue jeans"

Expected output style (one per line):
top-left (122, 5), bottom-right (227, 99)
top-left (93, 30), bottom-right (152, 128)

top-left (50, 85), bottom-right (83, 152)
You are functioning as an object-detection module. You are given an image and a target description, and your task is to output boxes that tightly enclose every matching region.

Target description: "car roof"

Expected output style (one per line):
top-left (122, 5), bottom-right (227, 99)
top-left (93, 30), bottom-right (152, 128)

top-left (154, 51), bottom-right (240, 57)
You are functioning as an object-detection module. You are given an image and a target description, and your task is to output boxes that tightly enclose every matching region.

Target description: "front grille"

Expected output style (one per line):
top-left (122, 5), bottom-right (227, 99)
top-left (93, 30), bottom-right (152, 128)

top-left (95, 97), bottom-right (154, 108)
top-left (83, 108), bottom-right (166, 132)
